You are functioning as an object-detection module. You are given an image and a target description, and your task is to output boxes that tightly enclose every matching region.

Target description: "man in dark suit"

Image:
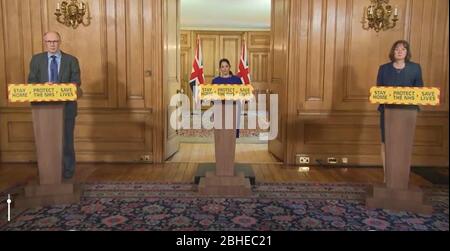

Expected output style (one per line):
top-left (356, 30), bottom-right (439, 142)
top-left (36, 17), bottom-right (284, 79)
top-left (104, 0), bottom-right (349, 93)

top-left (28, 31), bottom-right (81, 179)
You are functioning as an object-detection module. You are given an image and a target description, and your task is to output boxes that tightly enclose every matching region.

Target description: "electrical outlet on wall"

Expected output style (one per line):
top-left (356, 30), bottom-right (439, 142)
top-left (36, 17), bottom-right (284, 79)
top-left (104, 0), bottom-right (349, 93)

top-left (342, 157), bottom-right (348, 164)
top-left (296, 154), bottom-right (310, 164)
top-left (140, 155), bottom-right (151, 162)
top-left (327, 157), bottom-right (338, 164)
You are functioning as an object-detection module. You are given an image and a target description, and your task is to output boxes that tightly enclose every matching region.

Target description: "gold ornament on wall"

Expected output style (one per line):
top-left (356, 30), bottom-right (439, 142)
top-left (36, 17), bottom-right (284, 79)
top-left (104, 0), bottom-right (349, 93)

top-left (55, 0), bottom-right (92, 29)
top-left (362, 0), bottom-right (399, 32)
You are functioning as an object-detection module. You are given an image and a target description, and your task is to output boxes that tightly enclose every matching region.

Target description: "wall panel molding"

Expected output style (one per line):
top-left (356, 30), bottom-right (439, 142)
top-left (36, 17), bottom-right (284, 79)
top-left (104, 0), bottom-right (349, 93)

top-left (0, 0), bottom-right (159, 162)
top-left (0, 0), bottom-right (447, 166)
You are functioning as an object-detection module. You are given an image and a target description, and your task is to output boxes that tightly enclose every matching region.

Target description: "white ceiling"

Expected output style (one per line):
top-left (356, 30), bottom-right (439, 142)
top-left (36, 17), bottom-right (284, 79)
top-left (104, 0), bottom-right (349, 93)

top-left (180, 0), bottom-right (271, 30)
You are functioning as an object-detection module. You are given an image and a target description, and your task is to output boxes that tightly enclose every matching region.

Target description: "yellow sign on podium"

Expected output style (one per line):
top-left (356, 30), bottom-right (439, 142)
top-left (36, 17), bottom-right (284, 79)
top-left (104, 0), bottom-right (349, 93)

top-left (8, 83), bottom-right (78, 102)
top-left (199, 84), bottom-right (254, 101)
top-left (369, 87), bottom-right (440, 106)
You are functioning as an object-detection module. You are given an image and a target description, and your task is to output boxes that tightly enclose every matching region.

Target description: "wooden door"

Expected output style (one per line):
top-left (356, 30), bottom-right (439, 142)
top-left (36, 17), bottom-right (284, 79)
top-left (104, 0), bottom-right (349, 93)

top-left (219, 34), bottom-right (243, 75)
top-left (197, 34), bottom-right (220, 84)
top-left (268, 0), bottom-right (290, 161)
top-left (164, 0), bottom-right (181, 159)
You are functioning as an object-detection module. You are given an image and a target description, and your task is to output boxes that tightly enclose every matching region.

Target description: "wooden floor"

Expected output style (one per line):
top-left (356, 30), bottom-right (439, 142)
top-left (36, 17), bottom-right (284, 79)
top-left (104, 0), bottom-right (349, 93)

top-left (0, 162), bottom-right (433, 192)
top-left (167, 143), bottom-right (281, 163)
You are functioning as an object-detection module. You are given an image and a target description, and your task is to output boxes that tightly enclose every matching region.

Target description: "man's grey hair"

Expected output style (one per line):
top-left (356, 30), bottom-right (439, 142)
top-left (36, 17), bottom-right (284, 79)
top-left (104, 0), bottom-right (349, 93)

top-left (43, 31), bottom-right (61, 40)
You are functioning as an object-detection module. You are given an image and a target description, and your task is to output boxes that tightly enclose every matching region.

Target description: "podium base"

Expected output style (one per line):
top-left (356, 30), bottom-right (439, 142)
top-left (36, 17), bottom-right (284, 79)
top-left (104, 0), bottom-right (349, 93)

top-left (14, 183), bottom-right (82, 209)
top-left (198, 172), bottom-right (252, 197)
top-left (194, 163), bottom-right (255, 185)
top-left (366, 185), bottom-right (432, 214)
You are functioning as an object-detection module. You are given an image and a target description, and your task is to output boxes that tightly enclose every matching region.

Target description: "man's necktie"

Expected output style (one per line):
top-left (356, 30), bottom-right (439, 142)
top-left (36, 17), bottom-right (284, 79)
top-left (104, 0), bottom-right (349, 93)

top-left (50, 55), bottom-right (58, 82)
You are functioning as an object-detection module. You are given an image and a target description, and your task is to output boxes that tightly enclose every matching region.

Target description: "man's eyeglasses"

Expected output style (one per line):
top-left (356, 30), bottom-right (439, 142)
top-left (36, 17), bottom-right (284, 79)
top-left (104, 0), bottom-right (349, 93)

top-left (45, 40), bottom-right (60, 44)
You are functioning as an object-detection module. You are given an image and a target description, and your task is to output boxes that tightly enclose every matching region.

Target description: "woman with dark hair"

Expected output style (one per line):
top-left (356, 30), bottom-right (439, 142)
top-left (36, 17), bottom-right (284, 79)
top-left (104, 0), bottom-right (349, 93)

top-left (376, 40), bottom-right (423, 179)
top-left (212, 58), bottom-right (243, 84)
top-left (211, 59), bottom-right (243, 138)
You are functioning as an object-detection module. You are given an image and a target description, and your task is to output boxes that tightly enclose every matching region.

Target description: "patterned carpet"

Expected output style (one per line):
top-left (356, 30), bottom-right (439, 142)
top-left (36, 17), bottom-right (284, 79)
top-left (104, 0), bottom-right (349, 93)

top-left (0, 182), bottom-right (448, 231)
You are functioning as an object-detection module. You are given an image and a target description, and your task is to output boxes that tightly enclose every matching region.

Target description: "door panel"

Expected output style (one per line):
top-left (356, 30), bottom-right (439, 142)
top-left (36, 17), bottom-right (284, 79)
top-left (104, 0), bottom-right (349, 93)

top-left (268, 0), bottom-right (290, 161)
top-left (219, 35), bottom-right (242, 75)
top-left (164, 0), bottom-right (181, 159)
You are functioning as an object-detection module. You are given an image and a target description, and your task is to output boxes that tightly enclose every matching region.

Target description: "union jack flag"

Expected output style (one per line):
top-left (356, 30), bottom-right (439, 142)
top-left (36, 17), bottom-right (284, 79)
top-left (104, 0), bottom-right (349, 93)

top-left (237, 41), bottom-right (251, 85)
top-left (189, 36), bottom-right (205, 102)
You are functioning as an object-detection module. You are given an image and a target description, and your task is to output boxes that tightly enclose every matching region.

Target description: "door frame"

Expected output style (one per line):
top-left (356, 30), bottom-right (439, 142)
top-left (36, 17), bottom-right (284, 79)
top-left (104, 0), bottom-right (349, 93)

top-left (159, 0), bottom-right (291, 164)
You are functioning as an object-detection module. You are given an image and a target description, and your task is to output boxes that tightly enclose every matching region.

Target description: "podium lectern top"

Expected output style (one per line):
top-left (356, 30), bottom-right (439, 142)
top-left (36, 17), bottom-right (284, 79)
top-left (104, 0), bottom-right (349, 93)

top-left (199, 84), bottom-right (254, 101)
top-left (369, 86), bottom-right (440, 106)
top-left (8, 83), bottom-right (78, 103)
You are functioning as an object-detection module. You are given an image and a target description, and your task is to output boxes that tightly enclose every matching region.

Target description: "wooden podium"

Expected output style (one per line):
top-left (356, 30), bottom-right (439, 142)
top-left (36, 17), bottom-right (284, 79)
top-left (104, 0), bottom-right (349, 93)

top-left (198, 100), bottom-right (252, 196)
top-left (366, 107), bottom-right (432, 214)
top-left (8, 84), bottom-right (81, 208)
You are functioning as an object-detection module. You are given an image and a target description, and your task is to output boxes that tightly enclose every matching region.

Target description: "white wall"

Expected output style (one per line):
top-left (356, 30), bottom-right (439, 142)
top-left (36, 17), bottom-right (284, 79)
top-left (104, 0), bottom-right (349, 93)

top-left (180, 0), bottom-right (271, 30)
